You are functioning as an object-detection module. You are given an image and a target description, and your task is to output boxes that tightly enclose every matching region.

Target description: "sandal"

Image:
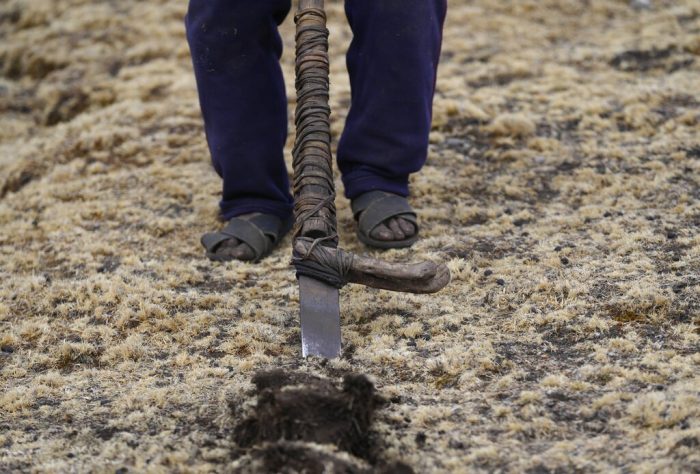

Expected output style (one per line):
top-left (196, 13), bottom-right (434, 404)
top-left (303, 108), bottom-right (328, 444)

top-left (351, 190), bottom-right (419, 249)
top-left (200, 213), bottom-right (293, 262)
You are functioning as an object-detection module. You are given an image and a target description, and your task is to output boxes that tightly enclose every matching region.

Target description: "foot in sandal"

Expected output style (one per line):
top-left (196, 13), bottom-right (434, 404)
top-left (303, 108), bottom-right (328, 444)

top-left (351, 191), bottom-right (419, 249)
top-left (200, 213), bottom-right (293, 262)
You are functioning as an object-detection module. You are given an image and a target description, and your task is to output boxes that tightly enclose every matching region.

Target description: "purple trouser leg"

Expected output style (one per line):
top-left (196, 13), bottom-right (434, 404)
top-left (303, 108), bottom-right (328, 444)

top-left (185, 0), bottom-right (293, 221)
top-left (339, 0), bottom-right (447, 200)
top-left (185, 0), bottom-right (447, 218)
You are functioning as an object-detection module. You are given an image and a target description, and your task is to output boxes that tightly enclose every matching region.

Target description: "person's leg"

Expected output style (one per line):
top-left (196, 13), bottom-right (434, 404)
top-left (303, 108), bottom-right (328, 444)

top-left (186, 0), bottom-right (293, 222)
top-left (339, 0), bottom-right (447, 242)
top-left (186, 0), bottom-right (293, 260)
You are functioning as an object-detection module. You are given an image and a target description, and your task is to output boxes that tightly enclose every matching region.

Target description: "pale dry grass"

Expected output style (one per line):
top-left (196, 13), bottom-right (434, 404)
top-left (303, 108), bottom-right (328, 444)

top-left (1, 0), bottom-right (699, 472)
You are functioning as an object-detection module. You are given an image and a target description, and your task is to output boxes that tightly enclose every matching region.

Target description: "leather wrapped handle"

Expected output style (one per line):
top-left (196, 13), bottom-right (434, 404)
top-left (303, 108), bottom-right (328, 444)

top-left (291, 0), bottom-right (451, 294)
top-left (292, 0), bottom-right (336, 244)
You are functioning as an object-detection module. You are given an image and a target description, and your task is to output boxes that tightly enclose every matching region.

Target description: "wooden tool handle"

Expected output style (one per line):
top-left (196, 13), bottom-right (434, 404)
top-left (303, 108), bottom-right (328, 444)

top-left (292, 0), bottom-right (337, 244)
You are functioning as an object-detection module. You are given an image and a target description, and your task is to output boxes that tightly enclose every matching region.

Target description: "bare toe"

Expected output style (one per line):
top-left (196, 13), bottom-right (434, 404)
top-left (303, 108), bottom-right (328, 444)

top-left (212, 238), bottom-right (255, 261)
top-left (214, 238), bottom-right (241, 258)
top-left (397, 217), bottom-right (416, 237)
top-left (370, 222), bottom-right (394, 241)
top-left (388, 218), bottom-right (406, 240)
top-left (230, 242), bottom-right (256, 261)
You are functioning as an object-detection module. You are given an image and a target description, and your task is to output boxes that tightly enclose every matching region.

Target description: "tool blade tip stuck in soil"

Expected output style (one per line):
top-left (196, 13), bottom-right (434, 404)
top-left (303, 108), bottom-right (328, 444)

top-left (299, 276), bottom-right (341, 358)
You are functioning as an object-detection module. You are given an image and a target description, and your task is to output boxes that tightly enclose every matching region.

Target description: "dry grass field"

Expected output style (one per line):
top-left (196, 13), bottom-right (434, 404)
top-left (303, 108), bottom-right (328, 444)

top-left (1, 0), bottom-right (699, 472)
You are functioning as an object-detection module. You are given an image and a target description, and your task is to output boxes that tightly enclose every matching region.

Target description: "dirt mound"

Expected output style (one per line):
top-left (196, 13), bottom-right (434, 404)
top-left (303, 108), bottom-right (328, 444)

top-left (232, 370), bottom-right (411, 473)
top-left (232, 442), bottom-right (367, 474)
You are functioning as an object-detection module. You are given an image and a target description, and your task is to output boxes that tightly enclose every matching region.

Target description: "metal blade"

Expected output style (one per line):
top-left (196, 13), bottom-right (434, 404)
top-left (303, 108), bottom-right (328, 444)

top-left (299, 276), bottom-right (341, 358)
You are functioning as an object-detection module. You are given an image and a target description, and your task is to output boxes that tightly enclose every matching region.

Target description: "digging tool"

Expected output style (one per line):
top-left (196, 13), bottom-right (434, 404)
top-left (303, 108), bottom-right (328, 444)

top-left (292, 0), bottom-right (450, 359)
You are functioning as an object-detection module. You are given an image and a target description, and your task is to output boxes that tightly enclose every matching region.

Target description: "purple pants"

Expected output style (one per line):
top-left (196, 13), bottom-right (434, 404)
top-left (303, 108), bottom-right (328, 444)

top-left (185, 0), bottom-right (447, 220)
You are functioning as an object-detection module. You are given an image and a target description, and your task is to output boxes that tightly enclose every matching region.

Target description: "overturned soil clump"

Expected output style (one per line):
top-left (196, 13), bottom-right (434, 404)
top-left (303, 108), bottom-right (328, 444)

top-left (232, 442), bottom-right (368, 474)
top-left (232, 370), bottom-right (410, 473)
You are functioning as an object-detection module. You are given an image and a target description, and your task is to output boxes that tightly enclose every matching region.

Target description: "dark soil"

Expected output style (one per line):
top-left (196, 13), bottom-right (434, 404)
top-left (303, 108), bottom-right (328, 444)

top-left (240, 442), bottom-right (367, 473)
top-left (232, 370), bottom-right (411, 473)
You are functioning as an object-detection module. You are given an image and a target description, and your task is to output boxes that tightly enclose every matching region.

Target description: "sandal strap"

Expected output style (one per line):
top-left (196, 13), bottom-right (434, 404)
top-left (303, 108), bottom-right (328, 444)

top-left (352, 191), bottom-right (417, 235)
top-left (201, 232), bottom-right (234, 254)
top-left (201, 214), bottom-right (290, 261)
top-left (246, 213), bottom-right (288, 244)
top-left (351, 190), bottom-right (388, 216)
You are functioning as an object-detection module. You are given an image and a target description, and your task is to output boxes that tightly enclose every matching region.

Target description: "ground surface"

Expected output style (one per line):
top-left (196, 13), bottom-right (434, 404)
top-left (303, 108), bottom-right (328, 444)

top-left (1, 0), bottom-right (699, 472)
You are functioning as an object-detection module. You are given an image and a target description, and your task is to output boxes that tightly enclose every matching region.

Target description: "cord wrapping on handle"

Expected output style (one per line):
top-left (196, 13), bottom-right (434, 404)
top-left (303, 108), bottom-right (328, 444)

top-left (292, 6), bottom-right (350, 287)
